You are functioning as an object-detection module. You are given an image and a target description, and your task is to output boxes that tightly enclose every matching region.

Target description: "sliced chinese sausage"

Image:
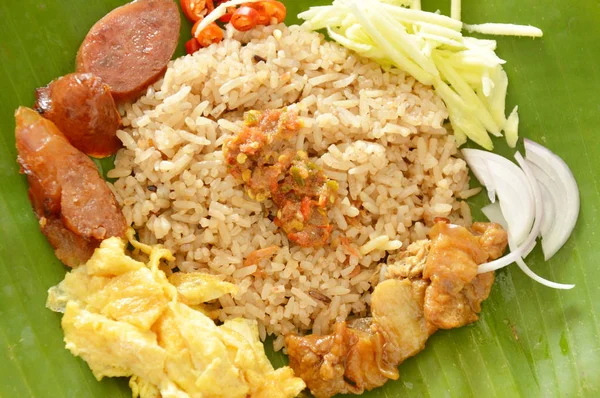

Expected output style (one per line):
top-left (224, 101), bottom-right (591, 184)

top-left (26, 170), bottom-right (97, 267)
top-left (35, 73), bottom-right (121, 158)
top-left (60, 162), bottom-right (124, 241)
top-left (16, 107), bottom-right (66, 217)
top-left (15, 107), bottom-right (126, 266)
top-left (76, 0), bottom-right (180, 102)
top-left (41, 218), bottom-right (99, 268)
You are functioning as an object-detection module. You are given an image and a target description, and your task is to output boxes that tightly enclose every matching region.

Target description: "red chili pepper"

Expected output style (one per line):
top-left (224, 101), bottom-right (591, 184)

top-left (265, 0), bottom-right (286, 23)
top-left (300, 196), bottom-right (312, 220)
top-left (181, 0), bottom-right (214, 22)
top-left (245, 1), bottom-right (286, 25)
top-left (193, 21), bottom-right (224, 47)
top-left (218, 6), bottom-right (236, 23)
top-left (185, 38), bottom-right (202, 55)
top-left (231, 6), bottom-right (259, 32)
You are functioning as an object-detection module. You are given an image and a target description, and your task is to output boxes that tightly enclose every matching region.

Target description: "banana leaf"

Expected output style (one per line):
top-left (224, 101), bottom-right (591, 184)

top-left (0, 0), bottom-right (598, 396)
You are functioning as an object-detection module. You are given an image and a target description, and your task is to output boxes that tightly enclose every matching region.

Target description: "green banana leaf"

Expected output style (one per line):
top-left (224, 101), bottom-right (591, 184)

top-left (1, 0), bottom-right (598, 396)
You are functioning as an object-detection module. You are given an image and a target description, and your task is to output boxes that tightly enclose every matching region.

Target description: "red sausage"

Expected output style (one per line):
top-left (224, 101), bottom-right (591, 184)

top-left (15, 107), bottom-right (126, 266)
top-left (41, 218), bottom-right (98, 268)
top-left (76, 0), bottom-right (181, 102)
top-left (35, 73), bottom-right (122, 158)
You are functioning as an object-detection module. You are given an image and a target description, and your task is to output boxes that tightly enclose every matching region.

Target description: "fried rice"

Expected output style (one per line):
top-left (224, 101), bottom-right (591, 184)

top-left (108, 23), bottom-right (475, 350)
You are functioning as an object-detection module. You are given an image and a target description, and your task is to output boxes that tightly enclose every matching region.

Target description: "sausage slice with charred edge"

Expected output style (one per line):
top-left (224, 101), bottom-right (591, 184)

top-left (76, 0), bottom-right (181, 102)
top-left (15, 107), bottom-right (126, 267)
top-left (35, 73), bottom-right (121, 158)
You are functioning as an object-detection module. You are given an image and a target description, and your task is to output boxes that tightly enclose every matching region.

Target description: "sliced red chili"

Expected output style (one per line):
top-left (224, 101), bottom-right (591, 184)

top-left (185, 37), bottom-right (202, 54)
top-left (231, 6), bottom-right (259, 32)
top-left (267, 0), bottom-right (287, 23)
top-left (300, 196), bottom-right (312, 221)
top-left (246, 1), bottom-right (286, 25)
top-left (193, 21), bottom-right (224, 47)
top-left (181, 0), bottom-right (214, 22)
top-left (219, 6), bottom-right (237, 23)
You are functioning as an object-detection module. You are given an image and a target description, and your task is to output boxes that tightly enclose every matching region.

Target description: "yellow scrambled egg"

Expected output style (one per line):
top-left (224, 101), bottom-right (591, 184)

top-left (46, 231), bottom-right (305, 398)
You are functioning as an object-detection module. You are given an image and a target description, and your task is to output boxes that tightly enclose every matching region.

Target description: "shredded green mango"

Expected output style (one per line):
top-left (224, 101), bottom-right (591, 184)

top-left (299, 0), bottom-right (543, 150)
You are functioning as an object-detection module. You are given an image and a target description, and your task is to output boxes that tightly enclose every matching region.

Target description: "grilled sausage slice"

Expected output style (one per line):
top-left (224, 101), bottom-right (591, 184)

top-left (35, 73), bottom-right (121, 158)
top-left (76, 0), bottom-right (180, 101)
top-left (15, 107), bottom-right (126, 266)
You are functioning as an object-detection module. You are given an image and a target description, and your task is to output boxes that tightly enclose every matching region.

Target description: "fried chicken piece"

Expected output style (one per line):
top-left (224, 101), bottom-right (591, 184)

top-left (285, 279), bottom-right (434, 398)
top-left (285, 222), bottom-right (508, 397)
top-left (473, 221), bottom-right (510, 260)
top-left (371, 279), bottom-right (437, 364)
top-left (423, 222), bottom-right (507, 329)
top-left (385, 239), bottom-right (430, 279)
top-left (286, 322), bottom-right (363, 397)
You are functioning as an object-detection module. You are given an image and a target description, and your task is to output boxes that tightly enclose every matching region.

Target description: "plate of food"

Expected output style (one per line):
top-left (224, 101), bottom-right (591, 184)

top-left (1, 0), bottom-right (598, 397)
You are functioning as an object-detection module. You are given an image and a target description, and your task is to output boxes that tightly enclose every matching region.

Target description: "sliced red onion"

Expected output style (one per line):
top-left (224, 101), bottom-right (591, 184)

top-left (462, 143), bottom-right (578, 288)
top-left (510, 153), bottom-right (574, 289)
top-left (463, 149), bottom-right (534, 245)
top-left (481, 203), bottom-right (507, 230)
top-left (477, 242), bottom-right (528, 273)
top-left (478, 197), bottom-right (538, 273)
top-left (513, 251), bottom-right (574, 289)
top-left (524, 139), bottom-right (580, 260)
top-left (473, 153), bottom-right (537, 273)
top-left (477, 154), bottom-right (574, 290)
top-left (526, 161), bottom-right (558, 237)
top-left (464, 154), bottom-right (497, 203)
